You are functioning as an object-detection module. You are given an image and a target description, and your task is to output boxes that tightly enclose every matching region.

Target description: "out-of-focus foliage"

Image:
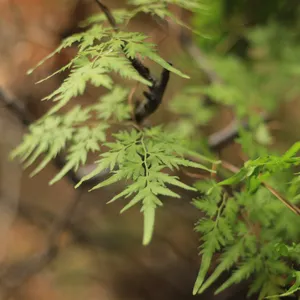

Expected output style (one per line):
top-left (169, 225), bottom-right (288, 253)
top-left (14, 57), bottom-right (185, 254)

top-left (192, 145), bottom-right (300, 298)
top-left (169, 1), bottom-right (300, 298)
top-left (194, 0), bottom-right (300, 53)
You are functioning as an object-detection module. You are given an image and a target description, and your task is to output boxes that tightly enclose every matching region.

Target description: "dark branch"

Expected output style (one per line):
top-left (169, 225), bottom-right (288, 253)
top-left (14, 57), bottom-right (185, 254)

top-left (94, 0), bottom-right (170, 124)
top-left (94, 0), bottom-right (155, 84)
top-left (95, 0), bottom-right (156, 84)
top-left (208, 112), bottom-right (271, 150)
top-left (129, 57), bottom-right (154, 84)
top-left (0, 86), bottom-right (271, 185)
top-left (0, 89), bottom-right (32, 126)
top-left (94, 0), bottom-right (118, 32)
top-left (135, 67), bottom-right (170, 124)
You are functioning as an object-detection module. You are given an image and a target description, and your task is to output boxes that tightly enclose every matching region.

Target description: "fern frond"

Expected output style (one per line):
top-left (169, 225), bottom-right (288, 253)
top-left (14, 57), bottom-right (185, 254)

top-left (193, 191), bottom-right (239, 294)
top-left (11, 103), bottom-right (111, 182)
top-left (193, 180), bottom-right (222, 217)
top-left (29, 26), bottom-right (189, 116)
top-left (50, 124), bottom-right (108, 185)
top-left (198, 238), bottom-right (245, 293)
top-left (11, 115), bottom-right (74, 169)
top-left (193, 225), bottom-right (223, 294)
top-left (92, 85), bottom-right (130, 121)
top-left (215, 256), bottom-right (263, 294)
top-left (76, 127), bottom-right (215, 245)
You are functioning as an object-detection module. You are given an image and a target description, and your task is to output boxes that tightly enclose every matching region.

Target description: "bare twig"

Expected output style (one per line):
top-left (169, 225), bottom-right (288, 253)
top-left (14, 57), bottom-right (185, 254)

top-left (263, 182), bottom-right (300, 216)
top-left (94, 0), bottom-right (154, 84)
top-left (209, 112), bottom-right (271, 151)
top-left (128, 84), bottom-right (139, 120)
top-left (221, 160), bottom-right (300, 216)
top-left (182, 170), bottom-right (210, 180)
top-left (220, 160), bottom-right (240, 174)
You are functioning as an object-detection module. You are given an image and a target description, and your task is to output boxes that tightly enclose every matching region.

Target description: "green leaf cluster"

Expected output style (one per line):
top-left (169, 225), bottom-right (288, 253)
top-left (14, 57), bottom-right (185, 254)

top-left (11, 86), bottom-right (130, 184)
top-left (76, 127), bottom-right (215, 245)
top-left (28, 23), bottom-right (188, 116)
top-left (11, 1), bottom-right (300, 299)
top-left (193, 177), bottom-right (300, 299)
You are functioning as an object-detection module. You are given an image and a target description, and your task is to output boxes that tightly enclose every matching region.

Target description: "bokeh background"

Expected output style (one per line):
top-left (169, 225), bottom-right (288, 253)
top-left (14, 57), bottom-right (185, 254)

top-left (0, 0), bottom-right (299, 299)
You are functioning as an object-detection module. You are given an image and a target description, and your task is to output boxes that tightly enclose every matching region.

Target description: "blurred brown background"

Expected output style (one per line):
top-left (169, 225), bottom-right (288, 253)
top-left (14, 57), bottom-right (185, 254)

top-left (0, 0), bottom-right (294, 299)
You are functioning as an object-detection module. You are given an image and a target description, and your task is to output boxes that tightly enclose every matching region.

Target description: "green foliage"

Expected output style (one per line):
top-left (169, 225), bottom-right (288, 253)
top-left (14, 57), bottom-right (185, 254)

top-left (128, 0), bottom-right (207, 28)
top-left (218, 142), bottom-right (300, 195)
top-left (12, 0), bottom-right (216, 246)
top-left (193, 179), bottom-right (300, 298)
top-left (12, 86), bottom-right (132, 184)
top-left (192, 0), bottom-right (225, 49)
top-left (187, 5), bottom-right (300, 298)
top-left (83, 0), bottom-right (206, 39)
top-left (28, 25), bottom-right (188, 116)
top-left (12, 0), bottom-right (300, 299)
top-left (76, 127), bottom-right (214, 245)
top-left (267, 271), bottom-right (300, 298)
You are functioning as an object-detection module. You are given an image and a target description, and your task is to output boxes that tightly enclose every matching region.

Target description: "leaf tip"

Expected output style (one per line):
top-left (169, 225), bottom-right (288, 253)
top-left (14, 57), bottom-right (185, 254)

top-left (29, 170), bottom-right (38, 178)
top-left (74, 181), bottom-right (82, 189)
top-left (192, 284), bottom-right (199, 295)
top-left (49, 176), bottom-right (60, 186)
top-left (142, 237), bottom-right (151, 246)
